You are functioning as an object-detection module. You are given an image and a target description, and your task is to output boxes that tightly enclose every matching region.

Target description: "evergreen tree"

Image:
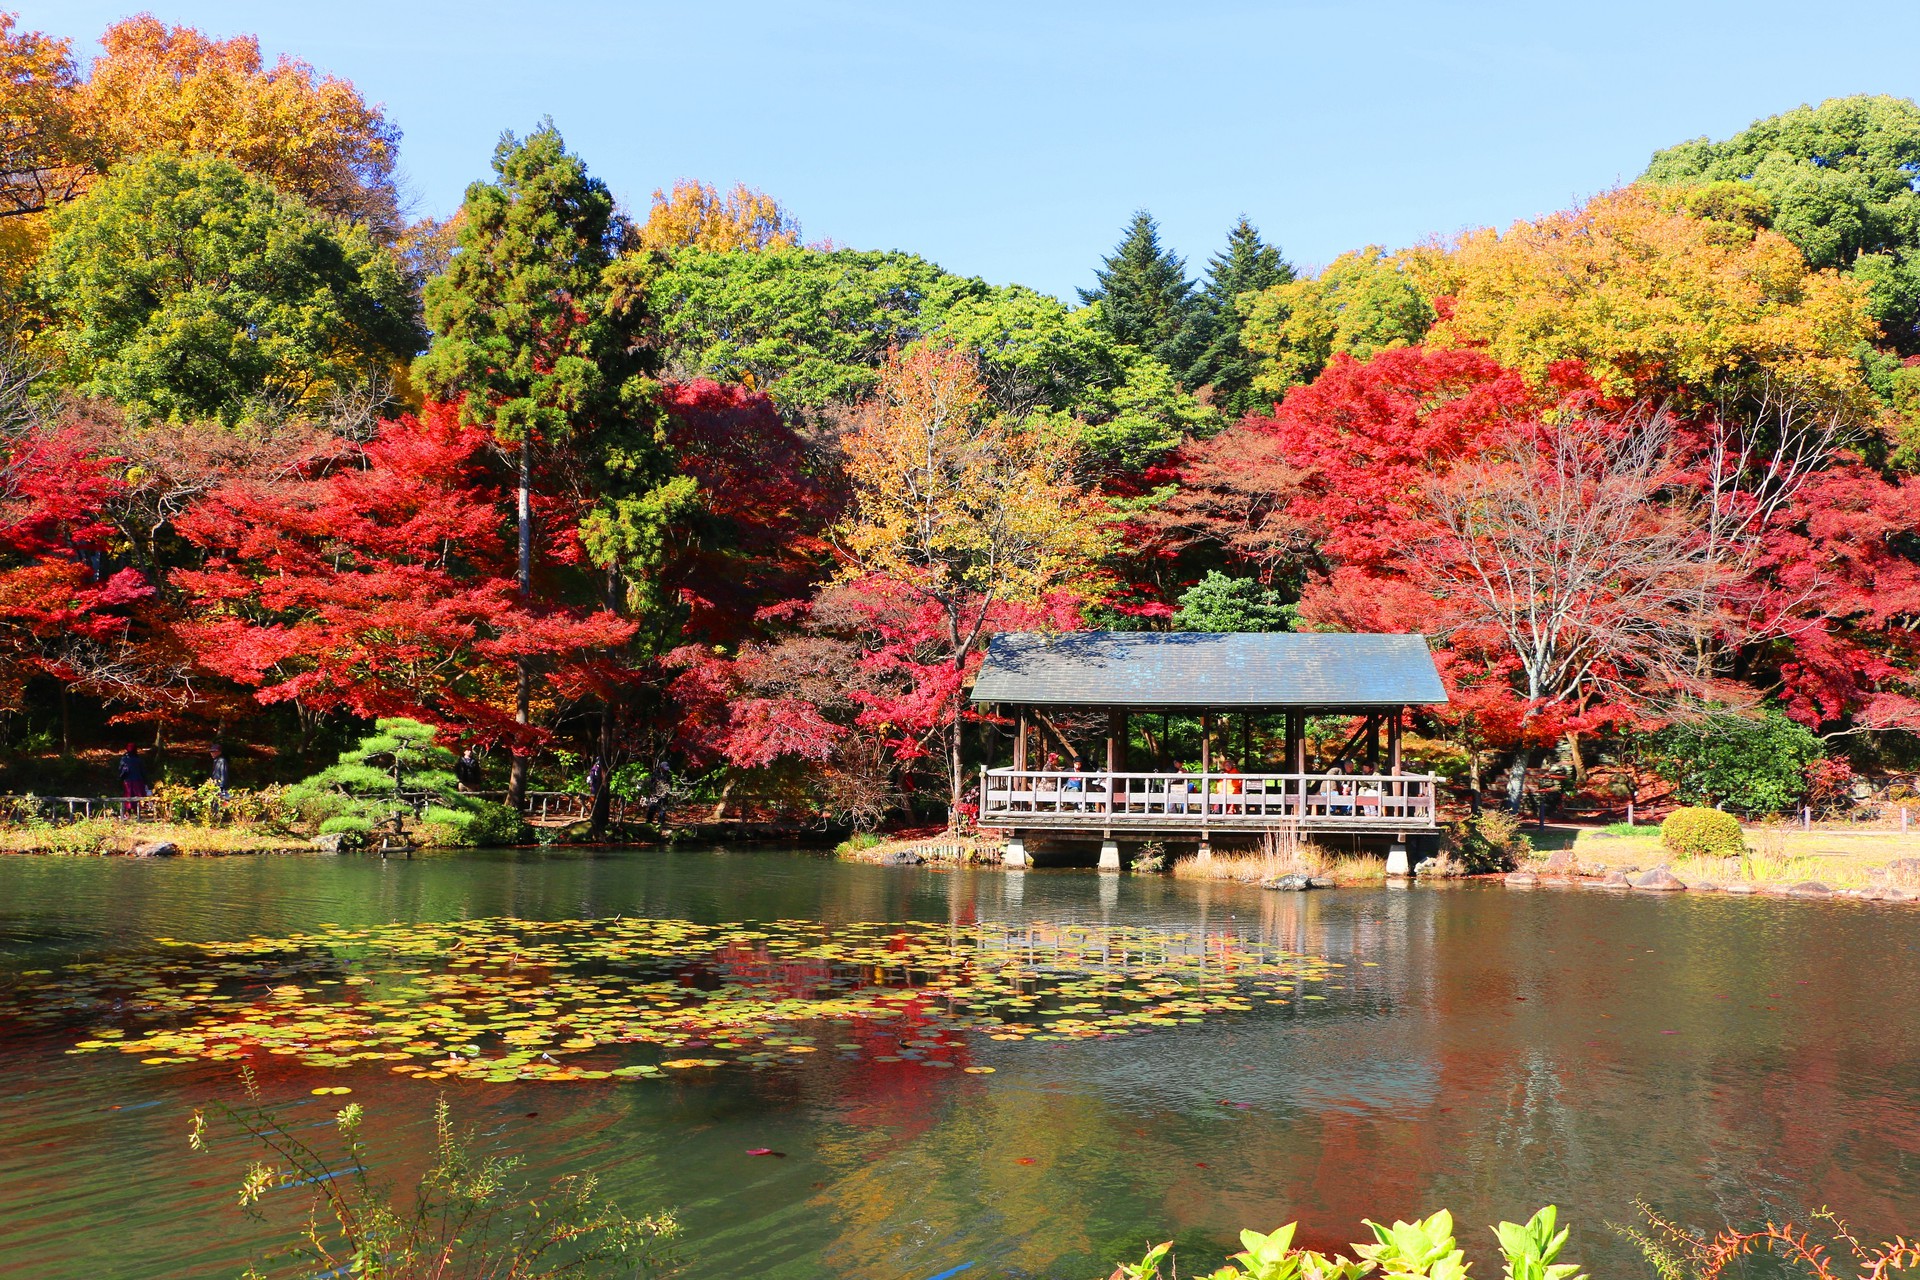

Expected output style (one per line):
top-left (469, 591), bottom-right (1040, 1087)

top-left (1079, 210), bottom-right (1200, 371)
top-left (413, 121), bottom-right (675, 821)
top-left (1186, 216), bottom-right (1294, 416)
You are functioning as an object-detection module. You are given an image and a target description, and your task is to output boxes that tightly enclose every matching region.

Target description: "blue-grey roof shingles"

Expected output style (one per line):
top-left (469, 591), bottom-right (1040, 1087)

top-left (969, 631), bottom-right (1448, 708)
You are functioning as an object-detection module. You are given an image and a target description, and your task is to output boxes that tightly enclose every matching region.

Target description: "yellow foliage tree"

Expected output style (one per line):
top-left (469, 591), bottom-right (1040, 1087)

top-left (1239, 246), bottom-right (1435, 401)
top-left (836, 343), bottom-right (1108, 817)
top-left (0, 13), bottom-right (400, 251)
top-left (76, 16), bottom-right (402, 237)
top-left (636, 179), bottom-right (800, 254)
top-left (1422, 185), bottom-right (1877, 413)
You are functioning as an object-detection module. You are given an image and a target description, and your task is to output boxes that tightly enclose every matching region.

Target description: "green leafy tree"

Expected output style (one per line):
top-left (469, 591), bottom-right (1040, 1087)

top-left (1649, 708), bottom-right (1823, 815)
top-left (1644, 94), bottom-right (1920, 352)
top-left (1238, 246), bottom-right (1434, 401)
top-left (413, 121), bottom-right (675, 815)
top-left (1079, 210), bottom-right (1202, 373)
top-left (34, 153), bottom-right (419, 423)
top-left (1186, 215), bottom-right (1295, 414)
top-left (287, 718), bottom-right (526, 847)
top-left (651, 246), bottom-right (978, 413)
top-left (1173, 570), bottom-right (1293, 632)
top-left (930, 282), bottom-right (1214, 471)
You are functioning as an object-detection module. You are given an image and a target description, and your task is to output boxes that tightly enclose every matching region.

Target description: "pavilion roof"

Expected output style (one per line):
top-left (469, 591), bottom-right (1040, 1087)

top-left (970, 631), bottom-right (1447, 709)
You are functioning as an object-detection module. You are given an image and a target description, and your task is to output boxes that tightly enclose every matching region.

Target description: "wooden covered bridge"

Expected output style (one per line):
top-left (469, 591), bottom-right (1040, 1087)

top-left (970, 631), bottom-right (1448, 868)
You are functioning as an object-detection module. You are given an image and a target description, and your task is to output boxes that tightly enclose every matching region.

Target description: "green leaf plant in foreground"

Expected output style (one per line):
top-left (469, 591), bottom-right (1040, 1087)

top-left (190, 1067), bottom-right (680, 1279)
top-left (1107, 1207), bottom-right (1584, 1280)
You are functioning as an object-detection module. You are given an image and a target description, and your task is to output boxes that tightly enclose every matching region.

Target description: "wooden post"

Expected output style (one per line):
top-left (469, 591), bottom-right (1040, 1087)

top-left (1240, 713), bottom-right (1251, 768)
top-left (1107, 708), bottom-right (1124, 817)
top-left (1014, 709), bottom-right (1028, 773)
top-left (1288, 711), bottom-right (1306, 773)
top-left (1201, 712), bottom-right (1212, 772)
top-left (1366, 714), bottom-right (1380, 773)
top-left (1386, 709), bottom-right (1402, 814)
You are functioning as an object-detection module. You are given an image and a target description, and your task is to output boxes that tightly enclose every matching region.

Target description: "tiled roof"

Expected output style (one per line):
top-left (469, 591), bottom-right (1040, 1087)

top-left (970, 631), bottom-right (1447, 708)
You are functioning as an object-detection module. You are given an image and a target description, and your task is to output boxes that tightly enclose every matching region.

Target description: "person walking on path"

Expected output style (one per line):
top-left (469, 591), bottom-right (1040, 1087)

top-left (455, 747), bottom-right (481, 791)
top-left (585, 758), bottom-right (605, 799)
top-left (117, 746), bottom-right (149, 807)
top-left (209, 744), bottom-right (230, 798)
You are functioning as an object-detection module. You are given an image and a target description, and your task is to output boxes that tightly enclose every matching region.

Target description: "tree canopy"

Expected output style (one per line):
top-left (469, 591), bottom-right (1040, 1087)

top-left (1645, 94), bottom-right (1920, 352)
top-left (34, 153), bottom-right (419, 424)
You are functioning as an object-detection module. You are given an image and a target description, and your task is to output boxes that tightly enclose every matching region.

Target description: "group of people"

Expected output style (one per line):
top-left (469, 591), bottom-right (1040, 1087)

top-left (114, 744), bottom-right (229, 800)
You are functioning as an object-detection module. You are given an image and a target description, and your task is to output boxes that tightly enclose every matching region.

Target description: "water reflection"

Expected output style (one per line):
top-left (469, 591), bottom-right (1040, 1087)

top-left (0, 849), bottom-right (1916, 1279)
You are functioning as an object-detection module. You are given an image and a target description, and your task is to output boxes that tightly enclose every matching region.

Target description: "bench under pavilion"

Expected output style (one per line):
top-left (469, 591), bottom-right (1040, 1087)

top-left (969, 631), bottom-right (1449, 868)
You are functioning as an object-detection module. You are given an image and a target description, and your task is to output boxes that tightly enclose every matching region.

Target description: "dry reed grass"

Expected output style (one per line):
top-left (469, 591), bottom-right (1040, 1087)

top-left (1171, 826), bottom-right (1387, 884)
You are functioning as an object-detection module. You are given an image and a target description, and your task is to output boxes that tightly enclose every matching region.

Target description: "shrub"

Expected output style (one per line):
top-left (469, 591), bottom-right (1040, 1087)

top-left (1649, 709), bottom-right (1821, 815)
top-left (289, 719), bottom-right (519, 849)
top-left (191, 1075), bottom-right (680, 1279)
top-left (1803, 756), bottom-right (1857, 816)
top-left (1443, 810), bottom-right (1531, 873)
top-left (1661, 806), bottom-right (1744, 859)
top-left (419, 800), bottom-right (527, 848)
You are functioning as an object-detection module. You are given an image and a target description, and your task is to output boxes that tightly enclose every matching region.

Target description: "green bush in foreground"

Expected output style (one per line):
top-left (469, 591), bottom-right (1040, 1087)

top-left (1661, 806), bottom-right (1745, 860)
top-left (1107, 1206), bottom-right (1582, 1280)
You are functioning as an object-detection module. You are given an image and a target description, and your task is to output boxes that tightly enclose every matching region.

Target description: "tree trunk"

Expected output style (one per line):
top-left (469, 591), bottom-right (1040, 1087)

top-left (59, 684), bottom-right (69, 756)
top-left (589, 564), bottom-right (620, 841)
top-left (508, 437), bottom-right (533, 812)
top-left (948, 692), bottom-right (966, 832)
top-left (1506, 748), bottom-right (1530, 812)
top-left (1565, 731), bottom-right (1587, 787)
top-left (590, 705), bottom-right (614, 840)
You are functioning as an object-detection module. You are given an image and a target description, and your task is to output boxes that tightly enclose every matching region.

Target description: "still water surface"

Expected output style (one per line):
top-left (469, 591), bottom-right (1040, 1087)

top-left (1, 848), bottom-right (1916, 1279)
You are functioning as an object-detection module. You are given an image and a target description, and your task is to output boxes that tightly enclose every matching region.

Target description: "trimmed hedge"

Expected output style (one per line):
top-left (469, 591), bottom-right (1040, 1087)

top-left (1661, 806), bottom-right (1744, 859)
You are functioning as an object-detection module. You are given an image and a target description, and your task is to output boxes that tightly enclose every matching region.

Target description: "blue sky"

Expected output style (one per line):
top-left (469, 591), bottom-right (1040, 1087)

top-left (23, 1), bottom-right (1920, 299)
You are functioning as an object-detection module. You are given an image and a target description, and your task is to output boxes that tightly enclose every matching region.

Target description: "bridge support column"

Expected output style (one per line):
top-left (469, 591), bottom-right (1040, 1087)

top-left (1003, 834), bottom-right (1028, 868)
top-left (1196, 838), bottom-right (1213, 862)
top-left (1098, 839), bottom-right (1121, 871)
top-left (1386, 840), bottom-right (1410, 877)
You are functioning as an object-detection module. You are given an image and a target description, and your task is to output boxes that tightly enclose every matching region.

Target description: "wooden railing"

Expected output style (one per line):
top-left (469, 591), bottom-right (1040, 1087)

top-left (14, 790), bottom-right (623, 825)
top-left (981, 768), bottom-right (1438, 829)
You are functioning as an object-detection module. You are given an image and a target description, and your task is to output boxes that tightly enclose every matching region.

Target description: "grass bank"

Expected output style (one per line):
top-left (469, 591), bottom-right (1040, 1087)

top-left (0, 818), bottom-right (310, 856)
top-left (1518, 822), bottom-right (1920, 896)
top-left (834, 830), bottom-right (1001, 865)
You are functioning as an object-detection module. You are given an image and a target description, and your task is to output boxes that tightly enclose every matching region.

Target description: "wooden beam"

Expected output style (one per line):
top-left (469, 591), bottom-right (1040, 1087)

top-left (1200, 712), bottom-right (1212, 772)
top-left (1388, 709), bottom-right (1403, 775)
top-left (1014, 709), bottom-right (1028, 772)
top-left (1031, 710), bottom-right (1081, 766)
top-left (1108, 708), bottom-right (1126, 773)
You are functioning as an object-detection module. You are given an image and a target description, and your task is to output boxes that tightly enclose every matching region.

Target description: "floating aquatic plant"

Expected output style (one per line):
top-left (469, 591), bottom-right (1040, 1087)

top-left (5, 917), bottom-right (1341, 1083)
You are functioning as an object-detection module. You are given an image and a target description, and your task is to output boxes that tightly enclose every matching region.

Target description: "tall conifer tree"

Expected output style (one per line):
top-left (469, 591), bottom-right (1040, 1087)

top-left (1187, 216), bottom-right (1294, 415)
top-left (1079, 210), bottom-right (1200, 371)
top-left (414, 121), bottom-right (670, 818)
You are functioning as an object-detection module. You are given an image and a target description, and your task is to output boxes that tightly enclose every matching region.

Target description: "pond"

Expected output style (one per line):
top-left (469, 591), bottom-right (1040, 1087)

top-left (1, 848), bottom-right (1916, 1279)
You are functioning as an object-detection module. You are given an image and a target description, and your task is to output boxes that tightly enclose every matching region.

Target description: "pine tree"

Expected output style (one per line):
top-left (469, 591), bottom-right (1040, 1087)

top-left (1079, 211), bottom-right (1200, 371)
top-left (1187, 216), bottom-right (1294, 416)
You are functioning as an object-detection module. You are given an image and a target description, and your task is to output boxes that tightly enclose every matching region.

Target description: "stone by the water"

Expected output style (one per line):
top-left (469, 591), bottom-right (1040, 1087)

top-left (129, 841), bottom-right (179, 858)
top-left (1264, 873), bottom-right (1313, 891)
top-left (1630, 866), bottom-right (1686, 891)
top-left (1784, 880), bottom-right (1833, 898)
top-left (1504, 871), bottom-right (1539, 887)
